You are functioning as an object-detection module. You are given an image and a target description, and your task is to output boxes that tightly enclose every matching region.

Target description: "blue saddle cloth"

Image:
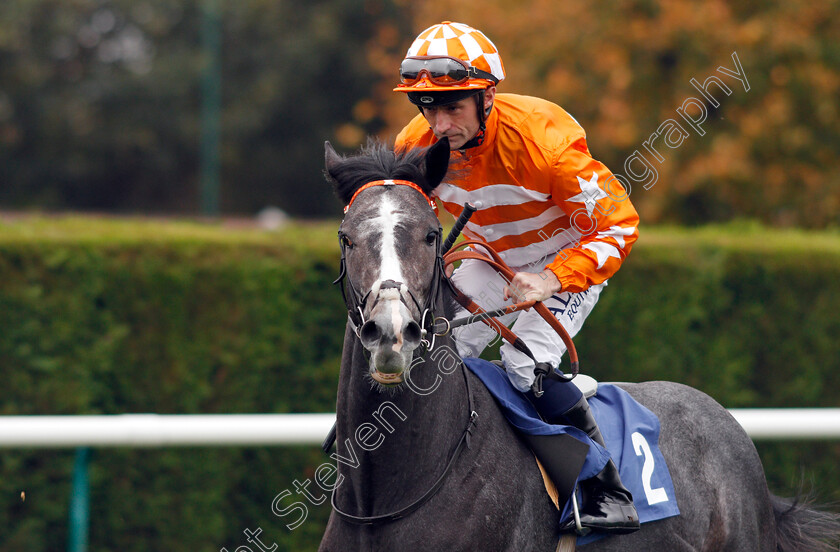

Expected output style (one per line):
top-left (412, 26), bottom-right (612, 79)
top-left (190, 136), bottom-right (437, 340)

top-left (463, 358), bottom-right (680, 542)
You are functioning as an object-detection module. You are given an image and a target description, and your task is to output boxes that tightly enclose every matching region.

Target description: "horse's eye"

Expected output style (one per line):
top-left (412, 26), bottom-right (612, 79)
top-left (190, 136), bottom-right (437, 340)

top-left (340, 234), bottom-right (354, 249)
top-left (425, 230), bottom-right (438, 245)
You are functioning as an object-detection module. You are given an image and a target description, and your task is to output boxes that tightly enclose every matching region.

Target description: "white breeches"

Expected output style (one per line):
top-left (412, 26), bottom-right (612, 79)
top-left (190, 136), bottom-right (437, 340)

top-left (450, 258), bottom-right (605, 392)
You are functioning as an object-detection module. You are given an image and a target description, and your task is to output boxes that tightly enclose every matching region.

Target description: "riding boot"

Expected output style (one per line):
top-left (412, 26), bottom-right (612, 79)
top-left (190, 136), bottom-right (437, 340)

top-left (557, 395), bottom-right (640, 535)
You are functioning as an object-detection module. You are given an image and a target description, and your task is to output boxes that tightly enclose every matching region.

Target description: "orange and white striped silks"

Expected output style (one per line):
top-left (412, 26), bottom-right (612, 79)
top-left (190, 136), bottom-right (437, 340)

top-left (396, 93), bottom-right (639, 294)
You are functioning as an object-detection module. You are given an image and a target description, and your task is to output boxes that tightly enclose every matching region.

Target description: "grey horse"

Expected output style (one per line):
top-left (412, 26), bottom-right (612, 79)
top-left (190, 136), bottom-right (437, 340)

top-left (319, 138), bottom-right (840, 551)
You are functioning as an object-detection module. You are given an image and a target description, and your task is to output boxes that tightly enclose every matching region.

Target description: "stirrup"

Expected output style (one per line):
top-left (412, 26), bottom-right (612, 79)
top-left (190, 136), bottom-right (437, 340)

top-left (570, 491), bottom-right (591, 536)
top-left (562, 461), bottom-right (640, 535)
top-left (561, 490), bottom-right (640, 535)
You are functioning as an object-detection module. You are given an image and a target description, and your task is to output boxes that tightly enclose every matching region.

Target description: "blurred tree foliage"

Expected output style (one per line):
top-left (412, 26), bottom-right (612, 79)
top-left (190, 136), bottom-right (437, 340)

top-left (0, 0), bottom-right (412, 216)
top-left (0, 0), bottom-right (837, 226)
top-left (380, 0), bottom-right (840, 228)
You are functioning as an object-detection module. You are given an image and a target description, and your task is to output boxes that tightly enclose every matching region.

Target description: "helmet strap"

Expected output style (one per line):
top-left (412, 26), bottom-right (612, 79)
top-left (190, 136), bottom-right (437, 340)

top-left (458, 90), bottom-right (490, 151)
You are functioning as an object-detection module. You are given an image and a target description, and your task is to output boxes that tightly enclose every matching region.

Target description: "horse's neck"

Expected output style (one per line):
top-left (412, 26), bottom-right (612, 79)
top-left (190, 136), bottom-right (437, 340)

top-left (333, 334), bottom-right (469, 515)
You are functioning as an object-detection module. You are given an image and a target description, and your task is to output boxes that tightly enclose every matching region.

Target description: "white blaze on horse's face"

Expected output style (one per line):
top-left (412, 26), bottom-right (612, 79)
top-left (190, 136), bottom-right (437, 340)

top-left (372, 195), bottom-right (404, 285)
top-left (351, 192), bottom-right (430, 386)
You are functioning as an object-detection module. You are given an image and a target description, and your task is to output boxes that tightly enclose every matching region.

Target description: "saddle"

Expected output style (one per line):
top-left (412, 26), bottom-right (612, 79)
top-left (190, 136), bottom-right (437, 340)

top-left (464, 358), bottom-right (681, 542)
top-left (533, 372), bottom-right (597, 506)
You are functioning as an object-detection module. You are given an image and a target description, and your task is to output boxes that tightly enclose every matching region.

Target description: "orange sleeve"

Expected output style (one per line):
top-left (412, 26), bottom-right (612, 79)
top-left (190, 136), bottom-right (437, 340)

top-left (545, 137), bottom-right (639, 293)
top-left (394, 126), bottom-right (410, 152)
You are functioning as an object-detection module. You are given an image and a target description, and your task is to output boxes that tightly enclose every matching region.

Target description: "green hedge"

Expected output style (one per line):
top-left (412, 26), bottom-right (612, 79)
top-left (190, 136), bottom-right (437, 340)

top-left (575, 223), bottom-right (840, 510)
top-left (1, 216), bottom-right (838, 551)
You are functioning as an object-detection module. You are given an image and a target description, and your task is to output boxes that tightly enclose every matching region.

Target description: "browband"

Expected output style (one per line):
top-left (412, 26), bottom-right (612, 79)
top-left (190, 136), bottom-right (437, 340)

top-left (344, 179), bottom-right (437, 214)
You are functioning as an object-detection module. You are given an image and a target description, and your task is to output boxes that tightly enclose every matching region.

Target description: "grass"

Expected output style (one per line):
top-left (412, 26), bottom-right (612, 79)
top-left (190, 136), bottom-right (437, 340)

top-left (639, 221), bottom-right (840, 254)
top-left (0, 212), bottom-right (342, 257)
top-left (2, 213), bottom-right (839, 258)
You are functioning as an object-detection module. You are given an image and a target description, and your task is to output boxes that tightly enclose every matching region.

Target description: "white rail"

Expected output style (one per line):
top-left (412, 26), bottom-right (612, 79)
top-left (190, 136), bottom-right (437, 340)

top-left (0, 413), bottom-right (336, 448)
top-left (0, 409), bottom-right (838, 447)
top-left (729, 408), bottom-right (840, 440)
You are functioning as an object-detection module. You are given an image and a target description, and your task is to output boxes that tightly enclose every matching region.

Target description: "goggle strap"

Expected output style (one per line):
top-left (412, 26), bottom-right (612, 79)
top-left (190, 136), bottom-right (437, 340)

top-left (467, 66), bottom-right (499, 84)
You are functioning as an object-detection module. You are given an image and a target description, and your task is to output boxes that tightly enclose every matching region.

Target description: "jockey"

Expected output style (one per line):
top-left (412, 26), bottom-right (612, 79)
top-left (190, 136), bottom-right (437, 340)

top-left (394, 22), bottom-right (641, 534)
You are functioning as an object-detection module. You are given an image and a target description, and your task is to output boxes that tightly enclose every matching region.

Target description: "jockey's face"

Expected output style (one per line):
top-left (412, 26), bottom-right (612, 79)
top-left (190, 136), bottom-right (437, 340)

top-left (421, 86), bottom-right (495, 150)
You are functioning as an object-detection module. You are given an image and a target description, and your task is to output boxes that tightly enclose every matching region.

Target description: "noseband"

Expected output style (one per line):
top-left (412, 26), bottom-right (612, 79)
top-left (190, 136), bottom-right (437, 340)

top-left (334, 179), bottom-right (447, 346)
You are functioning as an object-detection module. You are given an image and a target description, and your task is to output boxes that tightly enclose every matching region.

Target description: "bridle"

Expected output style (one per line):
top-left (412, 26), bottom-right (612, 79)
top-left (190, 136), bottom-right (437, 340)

top-left (330, 179), bottom-right (475, 526)
top-left (333, 179), bottom-right (448, 348)
top-left (334, 236), bottom-right (445, 349)
top-left (332, 179), bottom-right (581, 395)
top-left (329, 182), bottom-right (580, 525)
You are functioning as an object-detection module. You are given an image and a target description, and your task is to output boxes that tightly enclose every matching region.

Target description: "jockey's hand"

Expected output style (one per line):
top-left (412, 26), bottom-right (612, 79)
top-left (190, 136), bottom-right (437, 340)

top-left (503, 270), bottom-right (562, 304)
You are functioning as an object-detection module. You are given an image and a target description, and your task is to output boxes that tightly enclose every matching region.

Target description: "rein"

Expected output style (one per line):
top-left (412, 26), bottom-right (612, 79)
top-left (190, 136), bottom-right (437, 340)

top-left (330, 363), bottom-right (478, 525)
top-left (441, 240), bottom-right (580, 391)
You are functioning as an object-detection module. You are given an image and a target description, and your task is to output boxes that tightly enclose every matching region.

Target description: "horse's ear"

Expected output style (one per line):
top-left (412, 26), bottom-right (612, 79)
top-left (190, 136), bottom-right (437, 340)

top-left (424, 137), bottom-right (450, 188)
top-left (324, 141), bottom-right (342, 182)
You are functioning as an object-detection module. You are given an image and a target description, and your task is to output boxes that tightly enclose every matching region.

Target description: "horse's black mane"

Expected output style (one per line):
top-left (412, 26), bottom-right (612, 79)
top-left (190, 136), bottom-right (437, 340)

top-left (326, 139), bottom-right (440, 205)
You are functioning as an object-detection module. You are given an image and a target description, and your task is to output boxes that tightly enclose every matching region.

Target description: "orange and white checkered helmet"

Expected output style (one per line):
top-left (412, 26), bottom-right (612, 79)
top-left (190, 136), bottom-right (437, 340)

top-left (394, 21), bottom-right (505, 94)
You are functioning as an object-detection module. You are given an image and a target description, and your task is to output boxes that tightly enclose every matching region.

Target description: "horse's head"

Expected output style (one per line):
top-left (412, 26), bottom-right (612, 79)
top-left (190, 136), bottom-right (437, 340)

top-left (325, 138), bottom-right (450, 388)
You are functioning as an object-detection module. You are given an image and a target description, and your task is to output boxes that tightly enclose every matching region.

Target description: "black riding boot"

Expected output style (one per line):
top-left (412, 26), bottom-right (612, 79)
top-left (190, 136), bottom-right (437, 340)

top-left (557, 395), bottom-right (640, 534)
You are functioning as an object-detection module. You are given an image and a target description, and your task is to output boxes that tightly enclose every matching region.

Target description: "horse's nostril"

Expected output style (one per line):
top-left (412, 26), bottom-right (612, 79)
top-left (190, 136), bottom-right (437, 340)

top-left (403, 321), bottom-right (422, 346)
top-left (359, 320), bottom-right (382, 347)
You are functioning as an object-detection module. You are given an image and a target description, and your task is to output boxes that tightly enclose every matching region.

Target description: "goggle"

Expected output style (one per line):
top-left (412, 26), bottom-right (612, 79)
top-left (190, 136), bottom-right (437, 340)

top-left (399, 56), bottom-right (499, 86)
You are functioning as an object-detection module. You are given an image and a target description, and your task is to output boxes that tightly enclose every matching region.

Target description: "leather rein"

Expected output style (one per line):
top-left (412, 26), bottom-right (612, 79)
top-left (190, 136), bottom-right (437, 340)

top-left (330, 368), bottom-right (478, 525)
top-left (441, 239), bottom-right (580, 391)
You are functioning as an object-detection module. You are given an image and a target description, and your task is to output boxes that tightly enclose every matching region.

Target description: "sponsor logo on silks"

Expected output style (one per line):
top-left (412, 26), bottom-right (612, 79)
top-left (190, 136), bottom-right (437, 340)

top-left (546, 288), bottom-right (591, 323)
top-left (420, 96), bottom-right (434, 104)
